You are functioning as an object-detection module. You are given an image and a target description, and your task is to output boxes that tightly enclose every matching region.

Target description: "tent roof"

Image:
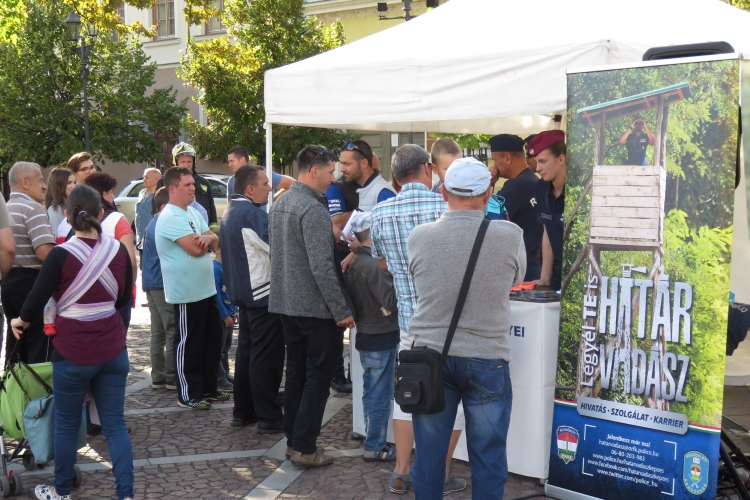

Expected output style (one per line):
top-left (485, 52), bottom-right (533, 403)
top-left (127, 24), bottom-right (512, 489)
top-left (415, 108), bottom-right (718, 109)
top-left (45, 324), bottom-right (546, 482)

top-left (265, 0), bottom-right (750, 135)
top-left (577, 82), bottom-right (692, 126)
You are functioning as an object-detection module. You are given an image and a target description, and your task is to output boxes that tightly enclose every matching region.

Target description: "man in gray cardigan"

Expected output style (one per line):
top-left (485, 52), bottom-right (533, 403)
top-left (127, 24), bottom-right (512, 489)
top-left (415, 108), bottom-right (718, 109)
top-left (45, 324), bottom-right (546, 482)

top-left (268, 145), bottom-right (354, 469)
top-left (407, 157), bottom-right (526, 499)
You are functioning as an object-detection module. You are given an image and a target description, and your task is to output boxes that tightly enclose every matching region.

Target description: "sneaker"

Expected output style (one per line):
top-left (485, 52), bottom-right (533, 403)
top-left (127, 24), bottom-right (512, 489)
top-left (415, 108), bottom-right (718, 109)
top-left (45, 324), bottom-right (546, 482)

top-left (443, 475), bottom-right (467, 495)
top-left (177, 399), bottom-right (211, 410)
top-left (363, 444), bottom-right (396, 462)
top-left (86, 424), bottom-right (102, 439)
top-left (257, 416), bottom-right (284, 434)
top-left (165, 380), bottom-right (177, 391)
top-left (290, 450), bottom-right (333, 468)
top-left (388, 472), bottom-right (412, 494)
top-left (217, 379), bottom-right (233, 391)
top-left (330, 376), bottom-right (352, 394)
top-left (35, 485), bottom-right (71, 500)
top-left (151, 381), bottom-right (166, 389)
top-left (231, 416), bottom-right (258, 428)
top-left (203, 391), bottom-right (231, 402)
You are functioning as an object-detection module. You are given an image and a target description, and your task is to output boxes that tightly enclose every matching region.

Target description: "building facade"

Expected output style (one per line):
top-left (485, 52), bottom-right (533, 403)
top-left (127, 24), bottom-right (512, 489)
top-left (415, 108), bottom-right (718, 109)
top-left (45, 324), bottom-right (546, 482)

top-left (104, 0), bottom-right (441, 189)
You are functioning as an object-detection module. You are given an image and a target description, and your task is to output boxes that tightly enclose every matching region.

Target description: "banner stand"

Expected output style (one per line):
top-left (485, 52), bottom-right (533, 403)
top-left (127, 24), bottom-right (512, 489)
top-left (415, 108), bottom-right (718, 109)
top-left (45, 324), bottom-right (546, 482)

top-left (546, 55), bottom-right (742, 500)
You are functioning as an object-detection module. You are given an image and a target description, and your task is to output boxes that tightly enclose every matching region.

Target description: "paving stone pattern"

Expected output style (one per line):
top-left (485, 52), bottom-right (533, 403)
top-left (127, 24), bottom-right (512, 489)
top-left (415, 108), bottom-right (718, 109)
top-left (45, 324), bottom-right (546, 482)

top-left (11, 283), bottom-right (747, 499)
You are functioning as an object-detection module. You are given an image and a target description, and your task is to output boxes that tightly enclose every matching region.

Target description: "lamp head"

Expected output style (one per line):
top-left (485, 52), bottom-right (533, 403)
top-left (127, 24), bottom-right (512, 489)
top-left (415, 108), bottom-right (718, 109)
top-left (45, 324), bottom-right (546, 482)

top-left (86, 22), bottom-right (98, 38)
top-left (65, 12), bottom-right (81, 42)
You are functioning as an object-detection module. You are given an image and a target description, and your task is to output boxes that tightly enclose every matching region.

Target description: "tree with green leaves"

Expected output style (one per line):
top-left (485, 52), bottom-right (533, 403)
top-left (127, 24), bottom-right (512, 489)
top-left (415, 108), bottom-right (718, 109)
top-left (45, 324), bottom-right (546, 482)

top-left (0, 0), bottom-right (186, 169)
top-left (179, 0), bottom-right (355, 167)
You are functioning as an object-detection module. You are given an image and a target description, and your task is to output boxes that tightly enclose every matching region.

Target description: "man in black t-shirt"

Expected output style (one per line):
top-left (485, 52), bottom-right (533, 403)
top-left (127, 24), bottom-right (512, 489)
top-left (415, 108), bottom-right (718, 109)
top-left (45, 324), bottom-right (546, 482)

top-left (618, 116), bottom-right (655, 166)
top-left (489, 134), bottom-right (543, 281)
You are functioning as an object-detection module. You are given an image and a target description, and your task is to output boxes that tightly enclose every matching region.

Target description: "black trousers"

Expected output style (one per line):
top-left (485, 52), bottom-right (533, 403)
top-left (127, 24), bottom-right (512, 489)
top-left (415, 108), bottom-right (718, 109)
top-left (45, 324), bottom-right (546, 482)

top-left (1, 268), bottom-right (52, 363)
top-left (233, 306), bottom-right (285, 422)
top-left (173, 296), bottom-right (223, 402)
top-left (281, 314), bottom-right (338, 454)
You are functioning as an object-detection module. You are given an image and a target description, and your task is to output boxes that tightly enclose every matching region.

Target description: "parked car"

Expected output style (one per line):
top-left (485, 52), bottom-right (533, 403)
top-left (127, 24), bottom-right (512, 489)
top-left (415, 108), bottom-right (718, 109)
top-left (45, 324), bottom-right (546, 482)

top-left (114, 176), bottom-right (229, 227)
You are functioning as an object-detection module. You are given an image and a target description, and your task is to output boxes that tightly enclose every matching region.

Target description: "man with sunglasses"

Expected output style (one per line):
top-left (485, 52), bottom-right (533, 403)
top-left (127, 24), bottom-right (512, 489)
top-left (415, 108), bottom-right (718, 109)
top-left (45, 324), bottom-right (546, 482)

top-left (339, 141), bottom-right (396, 211)
top-left (326, 141), bottom-right (394, 393)
top-left (269, 145), bottom-right (355, 468)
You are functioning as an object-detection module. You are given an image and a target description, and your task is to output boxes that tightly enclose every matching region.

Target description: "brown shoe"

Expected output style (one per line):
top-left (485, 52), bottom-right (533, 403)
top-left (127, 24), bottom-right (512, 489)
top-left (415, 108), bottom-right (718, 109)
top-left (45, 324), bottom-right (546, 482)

top-left (285, 445), bottom-right (325, 460)
top-left (290, 449), bottom-right (333, 468)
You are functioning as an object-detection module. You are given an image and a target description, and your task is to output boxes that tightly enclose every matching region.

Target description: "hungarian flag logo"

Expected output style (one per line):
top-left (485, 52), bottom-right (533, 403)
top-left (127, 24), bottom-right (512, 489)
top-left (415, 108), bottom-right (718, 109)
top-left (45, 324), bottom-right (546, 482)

top-left (557, 426), bottom-right (579, 464)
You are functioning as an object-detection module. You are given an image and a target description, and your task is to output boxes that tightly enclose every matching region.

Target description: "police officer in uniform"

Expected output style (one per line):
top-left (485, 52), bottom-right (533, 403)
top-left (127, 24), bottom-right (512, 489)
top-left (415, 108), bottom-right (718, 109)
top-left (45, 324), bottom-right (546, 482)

top-left (529, 130), bottom-right (566, 290)
top-left (488, 134), bottom-right (543, 281)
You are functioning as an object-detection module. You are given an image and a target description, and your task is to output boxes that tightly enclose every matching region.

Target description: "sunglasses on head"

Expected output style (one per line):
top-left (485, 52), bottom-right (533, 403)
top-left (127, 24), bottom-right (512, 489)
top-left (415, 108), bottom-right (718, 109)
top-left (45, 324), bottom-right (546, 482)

top-left (310, 146), bottom-right (328, 167)
top-left (345, 142), bottom-right (372, 163)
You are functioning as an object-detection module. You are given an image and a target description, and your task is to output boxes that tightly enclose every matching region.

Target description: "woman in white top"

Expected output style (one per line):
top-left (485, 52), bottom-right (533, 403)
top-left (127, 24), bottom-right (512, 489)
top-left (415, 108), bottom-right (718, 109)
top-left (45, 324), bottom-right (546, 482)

top-left (45, 168), bottom-right (76, 239)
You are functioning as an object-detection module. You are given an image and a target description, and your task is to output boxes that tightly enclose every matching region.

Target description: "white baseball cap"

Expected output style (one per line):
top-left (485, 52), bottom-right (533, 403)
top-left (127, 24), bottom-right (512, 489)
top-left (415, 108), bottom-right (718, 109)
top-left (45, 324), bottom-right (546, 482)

top-left (443, 157), bottom-right (491, 196)
top-left (350, 211), bottom-right (372, 233)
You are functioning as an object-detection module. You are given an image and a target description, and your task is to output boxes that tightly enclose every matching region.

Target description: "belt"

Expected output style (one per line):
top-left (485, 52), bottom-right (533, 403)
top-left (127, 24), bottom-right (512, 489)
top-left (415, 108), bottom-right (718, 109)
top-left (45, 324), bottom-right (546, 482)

top-left (527, 252), bottom-right (541, 261)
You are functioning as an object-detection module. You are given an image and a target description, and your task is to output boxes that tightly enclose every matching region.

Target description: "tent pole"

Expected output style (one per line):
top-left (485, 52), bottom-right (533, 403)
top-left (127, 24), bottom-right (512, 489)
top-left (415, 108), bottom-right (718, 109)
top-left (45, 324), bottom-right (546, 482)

top-left (265, 122), bottom-right (273, 209)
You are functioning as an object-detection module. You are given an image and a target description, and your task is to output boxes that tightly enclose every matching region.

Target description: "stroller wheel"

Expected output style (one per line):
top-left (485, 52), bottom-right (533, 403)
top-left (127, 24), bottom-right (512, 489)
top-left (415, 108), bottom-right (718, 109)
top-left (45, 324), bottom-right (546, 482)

top-left (0, 474), bottom-right (10, 498)
top-left (22, 453), bottom-right (34, 471)
top-left (74, 465), bottom-right (83, 487)
top-left (9, 472), bottom-right (21, 496)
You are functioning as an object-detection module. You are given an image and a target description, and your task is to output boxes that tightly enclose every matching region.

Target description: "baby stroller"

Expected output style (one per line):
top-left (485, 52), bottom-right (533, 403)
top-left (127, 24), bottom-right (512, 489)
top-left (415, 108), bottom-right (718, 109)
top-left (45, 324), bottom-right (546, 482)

top-left (0, 358), bottom-right (83, 497)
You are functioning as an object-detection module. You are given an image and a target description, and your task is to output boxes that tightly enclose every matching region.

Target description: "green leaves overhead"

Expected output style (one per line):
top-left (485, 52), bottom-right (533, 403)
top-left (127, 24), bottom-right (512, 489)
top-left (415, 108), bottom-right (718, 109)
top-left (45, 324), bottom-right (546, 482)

top-left (179, 0), bottom-right (354, 166)
top-left (0, 1), bottom-right (186, 169)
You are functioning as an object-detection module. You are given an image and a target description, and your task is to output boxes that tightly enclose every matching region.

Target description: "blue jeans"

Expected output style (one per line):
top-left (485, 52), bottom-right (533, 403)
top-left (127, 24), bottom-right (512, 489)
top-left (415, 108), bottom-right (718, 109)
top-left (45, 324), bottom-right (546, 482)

top-left (53, 349), bottom-right (133, 499)
top-left (413, 357), bottom-right (512, 500)
top-left (359, 347), bottom-right (397, 452)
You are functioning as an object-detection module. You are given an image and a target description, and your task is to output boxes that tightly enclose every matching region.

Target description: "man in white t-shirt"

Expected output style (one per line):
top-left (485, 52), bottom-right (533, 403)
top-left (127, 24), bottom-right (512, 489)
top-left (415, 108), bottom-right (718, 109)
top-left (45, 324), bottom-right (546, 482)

top-left (156, 166), bottom-right (229, 410)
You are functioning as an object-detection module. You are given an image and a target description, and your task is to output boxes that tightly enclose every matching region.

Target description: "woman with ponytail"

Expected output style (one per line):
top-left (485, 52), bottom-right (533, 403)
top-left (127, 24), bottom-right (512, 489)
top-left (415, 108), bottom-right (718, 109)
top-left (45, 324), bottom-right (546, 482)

top-left (58, 173), bottom-right (137, 329)
top-left (10, 185), bottom-right (135, 500)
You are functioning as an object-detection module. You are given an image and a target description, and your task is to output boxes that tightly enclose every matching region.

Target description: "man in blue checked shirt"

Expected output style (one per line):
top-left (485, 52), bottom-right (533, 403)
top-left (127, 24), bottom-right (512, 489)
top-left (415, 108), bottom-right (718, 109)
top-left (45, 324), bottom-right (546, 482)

top-left (370, 145), bottom-right (466, 496)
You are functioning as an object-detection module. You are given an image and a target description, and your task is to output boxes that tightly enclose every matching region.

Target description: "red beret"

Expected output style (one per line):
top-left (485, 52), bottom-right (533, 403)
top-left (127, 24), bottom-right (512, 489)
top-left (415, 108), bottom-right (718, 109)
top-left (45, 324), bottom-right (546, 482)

top-left (526, 130), bottom-right (565, 158)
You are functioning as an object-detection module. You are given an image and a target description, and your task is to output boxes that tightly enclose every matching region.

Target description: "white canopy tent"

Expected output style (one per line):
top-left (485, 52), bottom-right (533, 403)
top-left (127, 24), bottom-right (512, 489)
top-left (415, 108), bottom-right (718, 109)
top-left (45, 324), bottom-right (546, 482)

top-left (264, 0), bottom-right (750, 383)
top-left (264, 0), bottom-right (750, 137)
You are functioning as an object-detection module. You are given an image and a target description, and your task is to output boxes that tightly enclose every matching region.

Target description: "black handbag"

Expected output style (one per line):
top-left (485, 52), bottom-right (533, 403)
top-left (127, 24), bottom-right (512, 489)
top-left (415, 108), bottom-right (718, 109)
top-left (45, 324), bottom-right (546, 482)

top-left (394, 218), bottom-right (490, 414)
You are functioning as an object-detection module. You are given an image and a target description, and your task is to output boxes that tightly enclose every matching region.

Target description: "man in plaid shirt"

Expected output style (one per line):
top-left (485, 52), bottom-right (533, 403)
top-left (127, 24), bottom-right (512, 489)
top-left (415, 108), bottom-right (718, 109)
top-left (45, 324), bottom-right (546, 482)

top-left (370, 144), bottom-right (466, 496)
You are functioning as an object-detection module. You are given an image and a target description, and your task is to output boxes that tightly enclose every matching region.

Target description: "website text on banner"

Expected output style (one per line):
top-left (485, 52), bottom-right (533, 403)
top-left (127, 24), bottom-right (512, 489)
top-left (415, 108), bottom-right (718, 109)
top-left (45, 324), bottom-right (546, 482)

top-left (545, 58), bottom-right (740, 500)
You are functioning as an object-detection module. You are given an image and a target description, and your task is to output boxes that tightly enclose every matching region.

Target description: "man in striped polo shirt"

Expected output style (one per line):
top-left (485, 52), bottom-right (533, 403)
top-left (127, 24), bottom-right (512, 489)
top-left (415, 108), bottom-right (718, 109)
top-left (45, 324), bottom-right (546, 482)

top-left (2, 162), bottom-right (56, 363)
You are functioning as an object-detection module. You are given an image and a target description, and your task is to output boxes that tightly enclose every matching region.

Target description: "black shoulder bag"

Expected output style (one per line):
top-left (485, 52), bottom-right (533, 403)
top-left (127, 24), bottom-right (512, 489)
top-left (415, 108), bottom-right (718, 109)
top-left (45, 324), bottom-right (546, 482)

top-left (395, 218), bottom-right (490, 414)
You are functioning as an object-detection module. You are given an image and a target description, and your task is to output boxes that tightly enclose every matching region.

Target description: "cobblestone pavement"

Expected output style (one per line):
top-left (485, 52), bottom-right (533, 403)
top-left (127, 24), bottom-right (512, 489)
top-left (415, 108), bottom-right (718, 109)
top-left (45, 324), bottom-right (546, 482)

top-left (8, 282), bottom-right (750, 499)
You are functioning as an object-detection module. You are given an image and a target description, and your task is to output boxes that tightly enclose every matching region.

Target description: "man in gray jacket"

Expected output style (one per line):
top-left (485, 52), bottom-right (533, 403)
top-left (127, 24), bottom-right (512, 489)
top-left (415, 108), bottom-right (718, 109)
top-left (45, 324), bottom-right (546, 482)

top-left (269, 145), bottom-right (355, 468)
top-left (407, 157), bottom-right (526, 499)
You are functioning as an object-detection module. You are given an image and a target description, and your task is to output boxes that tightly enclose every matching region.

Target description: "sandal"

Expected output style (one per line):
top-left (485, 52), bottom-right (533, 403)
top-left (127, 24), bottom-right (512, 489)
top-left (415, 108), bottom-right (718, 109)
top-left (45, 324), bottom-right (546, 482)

top-left (363, 443), bottom-right (396, 462)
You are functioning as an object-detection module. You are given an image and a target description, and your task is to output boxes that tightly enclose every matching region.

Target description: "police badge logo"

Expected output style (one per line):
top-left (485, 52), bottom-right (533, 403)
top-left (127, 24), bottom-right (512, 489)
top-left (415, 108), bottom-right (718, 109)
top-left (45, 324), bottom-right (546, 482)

top-left (683, 451), bottom-right (709, 495)
top-left (556, 426), bottom-right (579, 464)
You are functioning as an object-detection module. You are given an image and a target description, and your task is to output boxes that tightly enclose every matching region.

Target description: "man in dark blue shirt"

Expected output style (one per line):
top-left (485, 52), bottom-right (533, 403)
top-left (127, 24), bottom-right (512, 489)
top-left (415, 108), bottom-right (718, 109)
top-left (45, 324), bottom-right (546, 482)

top-left (618, 116), bottom-right (655, 166)
top-left (527, 131), bottom-right (566, 290)
top-left (489, 134), bottom-right (543, 281)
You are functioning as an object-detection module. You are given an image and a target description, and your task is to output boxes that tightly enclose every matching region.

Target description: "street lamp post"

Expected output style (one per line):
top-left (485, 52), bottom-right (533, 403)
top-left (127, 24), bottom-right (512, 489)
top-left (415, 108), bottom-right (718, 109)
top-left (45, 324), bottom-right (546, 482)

top-left (65, 12), bottom-right (98, 153)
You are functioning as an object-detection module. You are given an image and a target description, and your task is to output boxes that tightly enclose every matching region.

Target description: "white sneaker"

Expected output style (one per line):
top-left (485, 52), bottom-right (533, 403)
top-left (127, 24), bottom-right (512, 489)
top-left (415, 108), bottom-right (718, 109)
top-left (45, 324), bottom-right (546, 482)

top-left (35, 485), bottom-right (72, 500)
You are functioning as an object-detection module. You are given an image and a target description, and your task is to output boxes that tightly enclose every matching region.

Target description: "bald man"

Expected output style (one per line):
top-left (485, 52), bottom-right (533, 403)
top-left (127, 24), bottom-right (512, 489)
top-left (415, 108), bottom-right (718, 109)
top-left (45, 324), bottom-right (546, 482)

top-left (2, 162), bottom-right (55, 363)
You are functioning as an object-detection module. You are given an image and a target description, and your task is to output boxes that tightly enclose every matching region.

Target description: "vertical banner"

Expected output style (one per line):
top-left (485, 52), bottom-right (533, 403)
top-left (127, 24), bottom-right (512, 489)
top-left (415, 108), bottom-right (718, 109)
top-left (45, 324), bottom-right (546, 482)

top-left (546, 58), bottom-right (739, 500)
